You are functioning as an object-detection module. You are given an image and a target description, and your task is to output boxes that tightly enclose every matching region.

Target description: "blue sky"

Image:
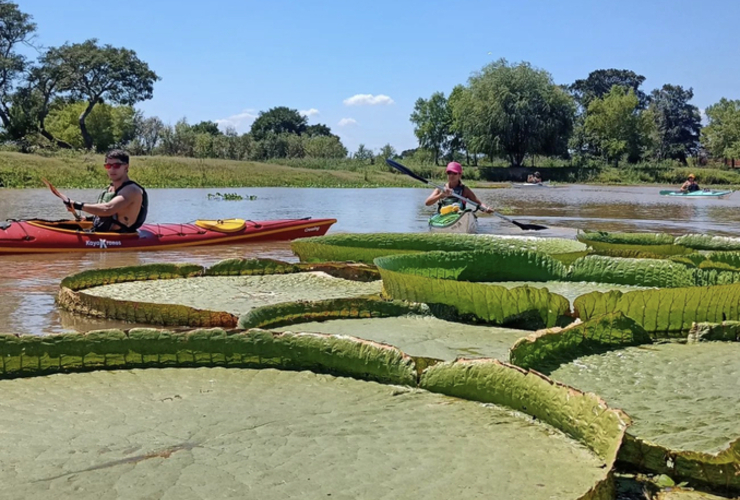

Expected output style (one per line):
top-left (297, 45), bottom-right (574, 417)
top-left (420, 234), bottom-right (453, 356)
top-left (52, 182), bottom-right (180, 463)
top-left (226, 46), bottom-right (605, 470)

top-left (20, 0), bottom-right (740, 154)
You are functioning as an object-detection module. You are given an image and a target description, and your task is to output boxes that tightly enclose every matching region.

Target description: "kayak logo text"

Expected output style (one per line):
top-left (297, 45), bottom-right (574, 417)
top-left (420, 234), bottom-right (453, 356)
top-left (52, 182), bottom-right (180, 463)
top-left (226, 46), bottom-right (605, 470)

top-left (85, 239), bottom-right (123, 249)
top-left (304, 227), bottom-right (321, 232)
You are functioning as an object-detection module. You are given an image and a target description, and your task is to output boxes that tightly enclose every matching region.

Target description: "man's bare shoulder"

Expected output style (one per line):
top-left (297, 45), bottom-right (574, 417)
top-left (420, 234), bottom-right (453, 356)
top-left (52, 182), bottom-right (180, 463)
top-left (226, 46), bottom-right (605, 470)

top-left (118, 183), bottom-right (143, 199)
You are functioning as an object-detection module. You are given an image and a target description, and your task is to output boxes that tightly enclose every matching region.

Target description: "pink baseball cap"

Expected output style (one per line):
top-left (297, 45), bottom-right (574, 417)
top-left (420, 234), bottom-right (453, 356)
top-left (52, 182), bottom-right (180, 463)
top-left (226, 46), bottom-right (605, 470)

top-left (446, 162), bottom-right (462, 174)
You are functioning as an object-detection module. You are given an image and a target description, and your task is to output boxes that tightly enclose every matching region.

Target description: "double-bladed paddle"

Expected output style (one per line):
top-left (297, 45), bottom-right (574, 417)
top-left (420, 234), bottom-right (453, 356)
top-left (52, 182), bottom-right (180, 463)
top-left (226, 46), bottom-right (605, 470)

top-left (385, 159), bottom-right (548, 231)
top-left (41, 178), bottom-right (82, 221)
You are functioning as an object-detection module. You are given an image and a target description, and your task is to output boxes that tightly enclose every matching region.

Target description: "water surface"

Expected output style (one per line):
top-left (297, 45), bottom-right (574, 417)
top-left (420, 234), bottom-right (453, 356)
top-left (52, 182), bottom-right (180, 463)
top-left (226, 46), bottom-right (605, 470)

top-left (2, 185), bottom-right (739, 335)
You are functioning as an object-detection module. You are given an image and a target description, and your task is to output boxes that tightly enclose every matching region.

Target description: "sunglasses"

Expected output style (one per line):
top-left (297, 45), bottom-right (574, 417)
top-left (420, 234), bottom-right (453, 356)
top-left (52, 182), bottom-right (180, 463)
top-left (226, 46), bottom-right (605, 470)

top-left (446, 171), bottom-right (460, 175)
top-left (104, 163), bottom-right (126, 170)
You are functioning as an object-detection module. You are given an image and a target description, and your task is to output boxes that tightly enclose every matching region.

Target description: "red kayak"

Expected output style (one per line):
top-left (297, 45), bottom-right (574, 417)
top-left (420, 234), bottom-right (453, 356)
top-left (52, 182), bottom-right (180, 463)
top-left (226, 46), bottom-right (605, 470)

top-left (0, 217), bottom-right (336, 253)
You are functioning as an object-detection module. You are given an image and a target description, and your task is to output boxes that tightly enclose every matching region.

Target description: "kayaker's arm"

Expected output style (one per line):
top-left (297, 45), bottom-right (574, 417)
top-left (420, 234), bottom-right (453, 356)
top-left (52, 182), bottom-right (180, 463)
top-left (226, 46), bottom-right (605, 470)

top-left (67, 186), bottom-right (141, 217)
top-left (462, 187), bottom-right (494, 214)
top-left (425, 187), bottom-right (451, 206)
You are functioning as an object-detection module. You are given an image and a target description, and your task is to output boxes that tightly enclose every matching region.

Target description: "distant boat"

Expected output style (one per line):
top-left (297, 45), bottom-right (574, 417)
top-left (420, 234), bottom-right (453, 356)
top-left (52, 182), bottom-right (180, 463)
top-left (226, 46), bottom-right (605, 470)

top-left (511, 180), bottom-right (551, 188)
top-left (659, 189), bottom-right (733, 199)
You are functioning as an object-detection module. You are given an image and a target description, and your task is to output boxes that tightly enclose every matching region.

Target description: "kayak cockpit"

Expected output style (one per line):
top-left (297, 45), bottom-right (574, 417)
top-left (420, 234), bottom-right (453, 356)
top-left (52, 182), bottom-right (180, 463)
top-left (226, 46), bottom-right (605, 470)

top-left (24, 219), bottom-right (139, 237)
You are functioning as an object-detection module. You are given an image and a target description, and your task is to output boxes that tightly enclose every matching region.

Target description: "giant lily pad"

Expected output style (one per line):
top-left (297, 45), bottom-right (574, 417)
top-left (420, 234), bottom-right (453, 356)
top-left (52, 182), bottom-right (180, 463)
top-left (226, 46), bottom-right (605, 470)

top-left (58, 261), bottom-right (382, 327)
top-left (82, 273), bottom-right (381, 315)
top-left (275, 315), bottom-right (531, 362)
top-left (0, 329), bottom-right (626, 500)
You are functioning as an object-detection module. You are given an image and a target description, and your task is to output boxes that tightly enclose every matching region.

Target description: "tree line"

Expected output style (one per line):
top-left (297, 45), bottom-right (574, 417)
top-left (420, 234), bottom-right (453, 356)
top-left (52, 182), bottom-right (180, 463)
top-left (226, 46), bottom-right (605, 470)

top-left (0, 1), bottom-right (351, 161)
top-left (410, 59), bottom-right (740, 167)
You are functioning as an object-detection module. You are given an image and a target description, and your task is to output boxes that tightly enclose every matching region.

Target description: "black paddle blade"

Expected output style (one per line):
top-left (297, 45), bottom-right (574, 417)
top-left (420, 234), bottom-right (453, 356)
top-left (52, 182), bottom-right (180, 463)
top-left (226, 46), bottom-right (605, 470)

top-left (512, 220), bottom-right (548, 231)
top-left (386, 159), bottom-right (430, 185)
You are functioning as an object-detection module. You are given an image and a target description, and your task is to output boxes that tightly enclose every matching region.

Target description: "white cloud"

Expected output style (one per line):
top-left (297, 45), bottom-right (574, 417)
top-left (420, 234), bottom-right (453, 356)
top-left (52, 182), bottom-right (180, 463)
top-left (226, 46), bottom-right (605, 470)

top-left (699, 108), bottom-right (708, 125)
top-left (300, 108), bottom-right (320, 118)
top-left (343, 94), bottom-right (395, 106)
top-left (338, 118), bottom-right (357, 127)
top-left (215, 109), bottom-right (258, 134)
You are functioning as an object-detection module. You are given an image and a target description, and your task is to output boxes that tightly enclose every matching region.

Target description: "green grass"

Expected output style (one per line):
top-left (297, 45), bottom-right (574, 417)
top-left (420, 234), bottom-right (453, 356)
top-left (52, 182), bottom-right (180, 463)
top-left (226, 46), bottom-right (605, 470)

top-left (0, 152), bottom-right (424, 189)
top-left (1, 151), bottom-right (738, 189)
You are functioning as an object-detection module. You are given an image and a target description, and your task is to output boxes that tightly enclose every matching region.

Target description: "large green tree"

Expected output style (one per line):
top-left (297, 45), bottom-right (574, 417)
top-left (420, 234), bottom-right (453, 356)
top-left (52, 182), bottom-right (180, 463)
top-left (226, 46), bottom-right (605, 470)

top-left (409, 91), bottom-right (450, 165)
top-left (648, 84), bottom-right (701, 163)
top-left (250, 106), bottom-right (307, 141)
top-left (305, 123), bottom-right (333, 137)
top-left (45, 101), bottom-right (137, 151)
top-left (583, 86), bottom-right (655, 165)
top-left (43, 39), bottom-right (158, 150)
top-left (0, 1), bottom-right (35, 132)
top-left (570, 69), bottom-right (648, 109)
top-left (191, 120), bottom-right (221, 136)
top-left (452, 59), bottom-right (575, 167)
top-left (702, 98), bottom-right (740, 159)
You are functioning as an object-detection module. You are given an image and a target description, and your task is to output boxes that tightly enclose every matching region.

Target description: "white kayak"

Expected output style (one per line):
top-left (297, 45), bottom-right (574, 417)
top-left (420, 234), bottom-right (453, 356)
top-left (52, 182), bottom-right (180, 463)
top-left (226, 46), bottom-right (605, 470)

top-left (511, 180), bottom-right (551, 188)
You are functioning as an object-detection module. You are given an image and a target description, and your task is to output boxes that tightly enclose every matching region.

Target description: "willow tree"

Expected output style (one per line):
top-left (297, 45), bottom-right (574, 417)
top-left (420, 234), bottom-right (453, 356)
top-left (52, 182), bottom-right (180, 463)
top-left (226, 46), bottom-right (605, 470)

top-left (43, 39), bottom-right (158, 150)
top-left (452, 59), bottom-right (575, 167)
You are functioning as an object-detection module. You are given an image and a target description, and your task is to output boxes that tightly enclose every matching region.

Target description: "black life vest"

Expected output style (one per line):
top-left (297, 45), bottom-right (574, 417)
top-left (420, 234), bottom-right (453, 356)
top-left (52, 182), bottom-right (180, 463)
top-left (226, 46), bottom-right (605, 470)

top-left (92, 180), bottom-right (148, 233)
top-left (687, 182), bottom-right (700, 192)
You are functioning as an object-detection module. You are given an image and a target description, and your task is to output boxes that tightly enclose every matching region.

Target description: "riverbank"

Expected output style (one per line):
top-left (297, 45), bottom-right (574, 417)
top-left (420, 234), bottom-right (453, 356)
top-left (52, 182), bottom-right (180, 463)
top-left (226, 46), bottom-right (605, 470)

top-left (1, 151), bottom-right (738, 189)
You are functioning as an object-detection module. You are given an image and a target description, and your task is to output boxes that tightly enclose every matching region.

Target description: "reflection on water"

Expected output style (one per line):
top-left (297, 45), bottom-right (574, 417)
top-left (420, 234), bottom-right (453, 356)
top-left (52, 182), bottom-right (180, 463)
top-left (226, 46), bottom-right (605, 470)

top-left (2, 185), bottom-right (740, 335)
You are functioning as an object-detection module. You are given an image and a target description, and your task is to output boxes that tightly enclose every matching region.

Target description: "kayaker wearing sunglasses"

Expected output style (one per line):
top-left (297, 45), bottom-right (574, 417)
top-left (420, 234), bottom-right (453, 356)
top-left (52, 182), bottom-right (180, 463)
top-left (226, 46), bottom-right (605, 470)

top-left (425, 162), bottom-right (493, 214)
top-left (60, 149), bottom-right (148, 233)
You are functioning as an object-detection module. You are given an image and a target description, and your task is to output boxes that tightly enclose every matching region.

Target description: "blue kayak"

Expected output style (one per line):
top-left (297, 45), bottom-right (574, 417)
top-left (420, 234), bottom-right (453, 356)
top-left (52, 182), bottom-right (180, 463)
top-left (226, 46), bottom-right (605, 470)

top-left (659, 189), bottom-right (733, 198)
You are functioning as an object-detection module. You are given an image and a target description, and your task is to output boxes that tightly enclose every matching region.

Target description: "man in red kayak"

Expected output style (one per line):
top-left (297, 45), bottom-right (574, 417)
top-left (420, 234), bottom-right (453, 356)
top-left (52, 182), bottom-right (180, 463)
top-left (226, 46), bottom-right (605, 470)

top-left (61, 150), bottom-right (148, 233)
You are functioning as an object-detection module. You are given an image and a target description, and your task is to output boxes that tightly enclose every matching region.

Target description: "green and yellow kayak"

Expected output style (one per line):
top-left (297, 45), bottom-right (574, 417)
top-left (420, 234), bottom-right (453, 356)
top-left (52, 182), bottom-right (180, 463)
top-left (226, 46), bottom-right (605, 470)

top-left (429, 210), bottom-right (478, 234)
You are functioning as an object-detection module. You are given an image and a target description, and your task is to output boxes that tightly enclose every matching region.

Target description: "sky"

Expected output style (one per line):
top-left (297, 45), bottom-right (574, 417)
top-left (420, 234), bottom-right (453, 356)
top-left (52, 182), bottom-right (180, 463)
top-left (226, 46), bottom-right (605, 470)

top-left (18, 0), bottom-right (740, 154)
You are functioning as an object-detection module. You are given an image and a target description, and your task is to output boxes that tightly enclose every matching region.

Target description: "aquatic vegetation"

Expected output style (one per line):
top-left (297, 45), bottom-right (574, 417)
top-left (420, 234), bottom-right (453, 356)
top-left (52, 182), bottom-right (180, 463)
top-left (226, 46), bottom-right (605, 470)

top-left (52, 230), bottom-right (740, 495)
top-left (292, 232), bottom-right (588, 264)
top-left (207, 192), bottom-right (257, 201)
top-left (0, 328), bottom-right (625, 500)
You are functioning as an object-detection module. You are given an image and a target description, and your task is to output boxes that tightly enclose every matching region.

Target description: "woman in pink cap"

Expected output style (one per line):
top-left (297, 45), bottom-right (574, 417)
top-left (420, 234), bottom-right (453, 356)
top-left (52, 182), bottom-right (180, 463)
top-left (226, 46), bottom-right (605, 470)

top-left (425, 162), bottom-right (493, 213)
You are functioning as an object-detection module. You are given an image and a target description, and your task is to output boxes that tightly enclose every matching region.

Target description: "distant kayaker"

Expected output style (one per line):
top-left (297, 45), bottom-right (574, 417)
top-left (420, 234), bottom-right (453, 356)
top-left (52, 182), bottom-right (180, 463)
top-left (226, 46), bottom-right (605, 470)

top-left (59, 149), bottom-right (148, 233)
top-left (425, 162), bottom-right (493, 214)
top-left (526, 172), bottom-right (542, 184)
top-left (680, 174), bottom-right (700, 193)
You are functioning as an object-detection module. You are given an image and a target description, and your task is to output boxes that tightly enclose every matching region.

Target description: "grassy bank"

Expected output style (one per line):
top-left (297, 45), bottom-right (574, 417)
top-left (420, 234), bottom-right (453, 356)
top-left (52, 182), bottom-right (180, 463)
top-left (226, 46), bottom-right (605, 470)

top-left (1, 151), bottom-right (739, 189)
top-left (0, 152), bottom-right (423, 189)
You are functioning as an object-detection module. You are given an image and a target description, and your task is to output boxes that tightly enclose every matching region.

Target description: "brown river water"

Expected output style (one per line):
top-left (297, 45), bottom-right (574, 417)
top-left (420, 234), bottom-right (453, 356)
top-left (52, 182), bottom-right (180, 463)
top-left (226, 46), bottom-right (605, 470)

top-left (2, 184), bottom-right (740, 335)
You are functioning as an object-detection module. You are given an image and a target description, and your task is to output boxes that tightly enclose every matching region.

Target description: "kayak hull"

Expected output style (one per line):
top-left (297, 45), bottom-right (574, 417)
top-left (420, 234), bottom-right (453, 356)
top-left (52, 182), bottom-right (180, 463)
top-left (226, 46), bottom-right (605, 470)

top-left (659, 190), bottom-right (733, 198)
top-left (511, 180), bottom-right (551, 188)
top-left (429, 211), bottom-right (478, 234)
top-left (0, 217), bottom-right (337, 254)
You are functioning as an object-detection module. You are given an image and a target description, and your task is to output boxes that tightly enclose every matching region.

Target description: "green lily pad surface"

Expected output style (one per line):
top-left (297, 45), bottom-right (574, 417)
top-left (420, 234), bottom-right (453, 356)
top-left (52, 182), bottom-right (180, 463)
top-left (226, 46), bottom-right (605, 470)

top-left (0, 367), bottom-right (605, 500)
top-left (83, 272), bottom-right (381, 315)
top-left (483, 281), bottom-right (653, 305)
top-left (550, 342), bottom-right (740, 453)
top-left (274, 315), bottom-right (531, 361)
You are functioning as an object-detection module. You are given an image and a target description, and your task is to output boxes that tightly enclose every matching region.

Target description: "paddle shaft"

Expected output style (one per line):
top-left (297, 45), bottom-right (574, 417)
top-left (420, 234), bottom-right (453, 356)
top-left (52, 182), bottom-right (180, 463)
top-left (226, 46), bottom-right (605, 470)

top-left (385, 159), bottom-right (487, 211)
top-left (42, 178), bottom-right (82, 221)
top-left (385, 159), bottom-right (548, 231)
